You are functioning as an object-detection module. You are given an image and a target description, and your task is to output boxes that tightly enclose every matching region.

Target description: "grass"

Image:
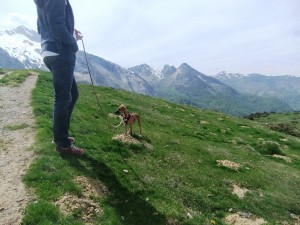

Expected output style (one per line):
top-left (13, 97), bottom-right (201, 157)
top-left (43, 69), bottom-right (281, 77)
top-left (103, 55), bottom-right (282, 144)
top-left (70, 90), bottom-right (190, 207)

top-left (22, 70), bottom-right (300, 225)
top-left (251, 112), bottom-right (300, 138)
top-left (0, 70), bottom-right (33, 87)
top-left (0, 68), bottom-right (5, 74)
top-left (4, 123), bottom-right (30, 131)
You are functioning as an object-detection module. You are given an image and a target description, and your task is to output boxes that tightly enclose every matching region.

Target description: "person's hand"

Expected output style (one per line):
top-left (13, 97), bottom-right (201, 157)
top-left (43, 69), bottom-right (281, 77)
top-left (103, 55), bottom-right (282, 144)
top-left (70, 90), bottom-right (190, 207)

top-left (75, 29), bottom-right (83, 41)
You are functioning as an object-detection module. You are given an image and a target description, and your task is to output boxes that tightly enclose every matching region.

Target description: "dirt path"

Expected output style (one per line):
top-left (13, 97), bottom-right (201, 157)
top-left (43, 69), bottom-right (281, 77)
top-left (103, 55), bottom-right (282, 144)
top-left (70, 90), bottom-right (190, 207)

top-left (0, 73), bottom-right (37, 225)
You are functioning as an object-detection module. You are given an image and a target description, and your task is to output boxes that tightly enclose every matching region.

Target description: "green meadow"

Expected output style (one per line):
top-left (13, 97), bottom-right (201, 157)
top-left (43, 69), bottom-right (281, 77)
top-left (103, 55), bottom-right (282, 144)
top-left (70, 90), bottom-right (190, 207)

top-left (19, 70), bottom-right (300, 225)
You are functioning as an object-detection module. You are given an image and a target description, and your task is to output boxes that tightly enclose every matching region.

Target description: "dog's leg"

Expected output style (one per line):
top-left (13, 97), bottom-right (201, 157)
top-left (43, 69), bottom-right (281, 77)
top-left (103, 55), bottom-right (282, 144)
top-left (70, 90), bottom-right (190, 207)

top-left (129, 125), bottom-right (133, 135)
top-left (137, 115), bottom-right (142, 135)
top-left (124, 123), bottom-right (128, 135)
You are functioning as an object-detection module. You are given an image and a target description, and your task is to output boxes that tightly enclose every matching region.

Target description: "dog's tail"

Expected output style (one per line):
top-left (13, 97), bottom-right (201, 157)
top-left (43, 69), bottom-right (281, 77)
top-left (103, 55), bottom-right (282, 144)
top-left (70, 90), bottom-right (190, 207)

top-left (137, 115), bottom-right (142, 135)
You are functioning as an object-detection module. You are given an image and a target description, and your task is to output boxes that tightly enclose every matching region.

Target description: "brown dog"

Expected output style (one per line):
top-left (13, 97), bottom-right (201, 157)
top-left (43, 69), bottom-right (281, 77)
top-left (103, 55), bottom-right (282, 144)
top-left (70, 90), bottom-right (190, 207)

top-left (115, 104), bottom-right (142, 135)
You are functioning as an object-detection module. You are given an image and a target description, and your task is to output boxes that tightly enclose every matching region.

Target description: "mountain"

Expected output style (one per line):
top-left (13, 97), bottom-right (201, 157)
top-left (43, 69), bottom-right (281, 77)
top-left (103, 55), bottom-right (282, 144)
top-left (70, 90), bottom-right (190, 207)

top-left (75, 52), bottom-right (155, 96)
top-left (0, 26), bottom-right (154, 96)
top-left (128, 64), bottom-right (162, 85)
top-left (0, 25), bottom-right (45, 70)
top-left (129, 63), bottom-right (292, 116)
top-left (158, 63), bottom-right (239, 97)
top-left (216, 71), bottom-right (300, 110)
top-left (0, 47), bottom-right (24, 69)
top-left (0, 26), bottom-right (294, 116)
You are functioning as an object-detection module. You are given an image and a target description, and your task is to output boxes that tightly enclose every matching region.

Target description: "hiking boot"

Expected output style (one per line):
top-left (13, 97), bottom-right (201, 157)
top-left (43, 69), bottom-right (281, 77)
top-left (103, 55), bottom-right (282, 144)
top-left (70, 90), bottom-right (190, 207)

top-left (56, 144), bottom-right (84, 155)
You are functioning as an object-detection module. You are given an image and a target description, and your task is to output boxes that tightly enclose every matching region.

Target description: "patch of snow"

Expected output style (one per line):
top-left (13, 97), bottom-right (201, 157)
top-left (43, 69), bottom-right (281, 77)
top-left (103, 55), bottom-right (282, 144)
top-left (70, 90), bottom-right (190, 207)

top-left (216, 71), bottom-right (249, 79)
top-left (153, 68), bottom-right (162, 79)
top-left (197, 75), bottom-right (205, 81)
top-left (0, 28), bottom-right (43, 68)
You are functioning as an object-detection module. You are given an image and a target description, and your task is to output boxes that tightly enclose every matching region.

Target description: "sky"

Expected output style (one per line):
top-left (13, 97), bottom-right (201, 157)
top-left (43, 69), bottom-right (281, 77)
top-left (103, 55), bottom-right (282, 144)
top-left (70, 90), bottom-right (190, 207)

top-left (0, 0), bottom-right (299, 76)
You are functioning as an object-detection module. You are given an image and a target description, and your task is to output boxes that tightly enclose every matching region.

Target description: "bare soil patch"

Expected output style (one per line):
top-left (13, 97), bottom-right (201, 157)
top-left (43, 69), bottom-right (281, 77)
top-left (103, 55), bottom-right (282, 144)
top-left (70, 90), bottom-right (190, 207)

top-left (55, 176), bottom-right (107, 224)
top-left (217, 160), bottom-right (241, 171)
top-left (112, 134), bottom-right (154, 150)
top-left (0, 73), bottom-right (37, 225)
top-left (113, 134), bottom-right (140, 144)
top-left (224, 212), bottom-right (267, 225)
top-left (231, 184), bottom-right (250, 199)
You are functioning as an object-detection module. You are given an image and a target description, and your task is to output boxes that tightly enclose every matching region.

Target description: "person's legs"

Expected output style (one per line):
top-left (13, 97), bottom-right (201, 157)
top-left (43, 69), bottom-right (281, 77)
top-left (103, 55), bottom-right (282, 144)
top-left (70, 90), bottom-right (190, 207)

top-left (67, 78), bottom-right (79, 131)
top-left (44, 56), bottom-right (76, 148)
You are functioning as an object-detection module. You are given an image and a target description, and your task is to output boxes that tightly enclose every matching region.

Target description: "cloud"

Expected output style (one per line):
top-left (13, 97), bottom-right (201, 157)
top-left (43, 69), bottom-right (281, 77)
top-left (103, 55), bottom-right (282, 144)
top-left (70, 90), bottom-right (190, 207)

top-left (0, 13), bottom-right (36, 30)
top-left (0, 13), bottom-right (36, 29)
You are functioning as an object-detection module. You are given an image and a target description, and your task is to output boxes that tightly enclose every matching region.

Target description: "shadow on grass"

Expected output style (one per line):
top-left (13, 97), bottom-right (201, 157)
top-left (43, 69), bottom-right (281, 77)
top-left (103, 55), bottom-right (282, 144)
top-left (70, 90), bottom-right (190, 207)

top-left (61, 151), bottom-right (167, 225)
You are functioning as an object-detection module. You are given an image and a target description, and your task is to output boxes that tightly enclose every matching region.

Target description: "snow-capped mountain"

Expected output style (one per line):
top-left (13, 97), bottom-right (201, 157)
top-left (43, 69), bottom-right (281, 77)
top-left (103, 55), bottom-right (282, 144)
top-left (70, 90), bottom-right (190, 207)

top-left (215, 71), bottom-right (249, 79)
top-left (0, 25), bottom-right (154, 96)
top-left (157, 63), bottom-right (238, 96)
top-left (128, 64), bottom-right (162, 85)
top-left (0, 25), bottom-right (45, 69)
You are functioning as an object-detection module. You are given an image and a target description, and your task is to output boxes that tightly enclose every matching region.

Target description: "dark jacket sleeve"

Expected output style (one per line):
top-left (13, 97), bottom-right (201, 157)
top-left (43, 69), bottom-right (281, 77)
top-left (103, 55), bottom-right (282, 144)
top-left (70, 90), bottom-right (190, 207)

top-left (45, 0), bottom-right (77, 52)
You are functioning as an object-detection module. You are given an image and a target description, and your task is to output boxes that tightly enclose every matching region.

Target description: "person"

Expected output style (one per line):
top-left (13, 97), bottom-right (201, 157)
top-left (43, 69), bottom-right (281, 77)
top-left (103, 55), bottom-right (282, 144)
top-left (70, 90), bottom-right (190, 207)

top-left (34, 0), bottom-right (84, 155)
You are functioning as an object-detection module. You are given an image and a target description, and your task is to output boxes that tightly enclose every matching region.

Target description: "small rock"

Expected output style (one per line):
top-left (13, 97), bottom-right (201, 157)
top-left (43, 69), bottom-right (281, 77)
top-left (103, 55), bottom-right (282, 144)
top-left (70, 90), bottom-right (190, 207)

top-left (200, 121), bottom-right (209, 124)
top-left (88, 207), bottom-right (94, 213)
top-left (280, 138), bottom-right (288, 142)
top-left (238, 211), bottom-right (252, 218)
top-left (187, 212), bottom-right (193, 219)
top-left (290, 213), bottom-right (298, 219)
top-left (82, 216), bottom-right (87, 221)
top-left (123, 169), bottom-right (129, 173)
top-left (17, 198), bottom-right (25, 202)
top-left (95, 209), bottom-right (100, 213)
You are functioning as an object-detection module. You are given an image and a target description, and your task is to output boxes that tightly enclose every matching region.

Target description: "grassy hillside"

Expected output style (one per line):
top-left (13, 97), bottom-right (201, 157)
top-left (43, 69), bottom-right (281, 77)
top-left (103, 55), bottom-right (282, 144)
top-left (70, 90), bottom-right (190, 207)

top-left (22, 70), bottom-right (300, 225)
top-left (248, 112), bottom-right (300, 139)
top-left (154, 86), bottom-right (293, 117)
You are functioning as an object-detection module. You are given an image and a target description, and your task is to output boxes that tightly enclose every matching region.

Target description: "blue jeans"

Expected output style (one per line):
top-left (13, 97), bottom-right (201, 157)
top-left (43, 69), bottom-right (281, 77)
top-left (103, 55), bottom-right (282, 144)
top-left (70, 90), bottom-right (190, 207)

top-left (44, 55), bottom-right (79, 148)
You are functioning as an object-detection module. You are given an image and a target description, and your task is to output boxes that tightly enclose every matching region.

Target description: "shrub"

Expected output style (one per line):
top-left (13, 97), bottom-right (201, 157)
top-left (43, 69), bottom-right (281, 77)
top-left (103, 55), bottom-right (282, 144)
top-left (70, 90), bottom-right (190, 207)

top-left (244, 112), bottom-right (270, 120)
top-left (268, 123), bottom-right (300, 138)
top-left (257, 140), bottom-right (284, 155)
